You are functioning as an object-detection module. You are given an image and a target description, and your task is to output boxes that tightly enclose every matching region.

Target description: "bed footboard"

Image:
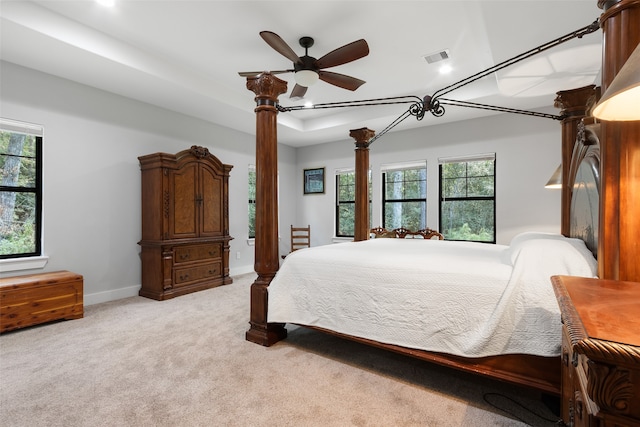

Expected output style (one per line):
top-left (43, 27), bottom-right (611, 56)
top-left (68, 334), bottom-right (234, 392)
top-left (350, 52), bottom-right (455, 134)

top-left (304, 325), bottom-right (560, 395)
top-left (370, 227), bottom-right (444, 240)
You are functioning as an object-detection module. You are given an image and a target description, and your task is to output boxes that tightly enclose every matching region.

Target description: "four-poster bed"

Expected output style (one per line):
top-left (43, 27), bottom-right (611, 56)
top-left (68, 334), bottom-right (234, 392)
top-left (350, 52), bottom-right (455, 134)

top-left (246, 0), bottom-right (640, 397)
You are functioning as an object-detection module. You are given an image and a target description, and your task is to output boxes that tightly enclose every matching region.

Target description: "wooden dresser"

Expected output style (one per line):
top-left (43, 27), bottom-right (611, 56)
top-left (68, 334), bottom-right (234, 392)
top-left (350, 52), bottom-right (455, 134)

top-left (551, 275), bottom-right (640, 427)
top-left (138, 146), bottom-right (233, 300)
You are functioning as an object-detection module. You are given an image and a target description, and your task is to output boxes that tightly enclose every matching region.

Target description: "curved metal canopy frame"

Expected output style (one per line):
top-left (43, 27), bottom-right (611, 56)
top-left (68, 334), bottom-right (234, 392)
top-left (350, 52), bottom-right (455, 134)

top-left (277, 19), bottom-right (601, 145)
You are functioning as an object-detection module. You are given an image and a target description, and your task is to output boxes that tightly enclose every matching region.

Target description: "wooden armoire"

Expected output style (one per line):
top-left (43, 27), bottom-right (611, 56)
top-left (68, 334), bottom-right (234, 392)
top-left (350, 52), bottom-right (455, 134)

top-left (138, 145), bottom-right (233, 300)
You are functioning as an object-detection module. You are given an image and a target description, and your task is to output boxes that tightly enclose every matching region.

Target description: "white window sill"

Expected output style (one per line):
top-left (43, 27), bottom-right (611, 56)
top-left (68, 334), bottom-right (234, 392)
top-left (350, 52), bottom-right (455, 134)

top-left (0, 256), bottom-right (49, 273)
top-left (246, 236), bottom-right (280, 246)
top-left (332, 237), bottom-right (353, 244)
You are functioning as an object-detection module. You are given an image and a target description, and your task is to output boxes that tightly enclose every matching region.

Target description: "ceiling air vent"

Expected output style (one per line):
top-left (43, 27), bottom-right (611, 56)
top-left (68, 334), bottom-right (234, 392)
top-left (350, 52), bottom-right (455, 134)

top-left (423, 49), bottom-right (450, 64)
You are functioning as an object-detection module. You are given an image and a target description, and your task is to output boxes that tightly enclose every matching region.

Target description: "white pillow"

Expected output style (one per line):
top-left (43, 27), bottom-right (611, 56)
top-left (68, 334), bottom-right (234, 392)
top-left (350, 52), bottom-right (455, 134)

top-left (511, 237), bottom-right (598, 279)
top-left (502, 232), bottom-right (565, 265)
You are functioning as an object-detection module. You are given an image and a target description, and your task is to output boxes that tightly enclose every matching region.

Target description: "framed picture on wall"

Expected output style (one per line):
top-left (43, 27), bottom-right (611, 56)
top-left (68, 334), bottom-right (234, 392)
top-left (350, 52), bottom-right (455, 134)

top-left (304, 167), bottom-right (325, 194)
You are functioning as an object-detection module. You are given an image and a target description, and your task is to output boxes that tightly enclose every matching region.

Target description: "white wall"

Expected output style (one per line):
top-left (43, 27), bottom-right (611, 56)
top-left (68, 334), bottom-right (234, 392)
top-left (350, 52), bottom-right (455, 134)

top-left (1, 61), bottom-right (297, 304)
top-left (295, 110), bottom-right (563, 246)
top-left (1, 60), bottom-right (563, 305)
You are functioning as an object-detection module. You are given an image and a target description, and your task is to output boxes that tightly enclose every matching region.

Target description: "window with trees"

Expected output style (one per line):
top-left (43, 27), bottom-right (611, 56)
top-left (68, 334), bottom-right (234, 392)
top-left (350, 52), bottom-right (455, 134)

top-left (439, 154), bottom-right (495, 243)
top-left (1, 119), bottom-right (43, 259)
top-left (248, 165), bottom-right (255, 239)
top-left (382, 162), bottom-right (427, 230)
top-left (335, 169), bottom-right (371, 237)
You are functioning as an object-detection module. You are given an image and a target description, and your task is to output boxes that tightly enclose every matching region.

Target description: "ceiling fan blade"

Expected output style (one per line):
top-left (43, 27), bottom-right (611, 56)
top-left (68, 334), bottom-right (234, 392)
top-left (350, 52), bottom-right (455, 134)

top-left (315, 39), bottom-right (369, 69)
top-left (260, 31), bottom-right (302, 64)
top-left (238, 70), bottom-right (292, 77)
top-left (290, 84), bottom-right (308, 98)
top-left (318, 71), bottom-right (366, 91)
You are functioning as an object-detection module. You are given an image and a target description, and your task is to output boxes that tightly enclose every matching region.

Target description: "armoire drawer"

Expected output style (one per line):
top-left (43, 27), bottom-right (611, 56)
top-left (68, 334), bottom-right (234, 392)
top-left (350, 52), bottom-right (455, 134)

top-left (174, 262), bottom-right (222, 286)
top-left (174, 243), bottom-right (221, 264)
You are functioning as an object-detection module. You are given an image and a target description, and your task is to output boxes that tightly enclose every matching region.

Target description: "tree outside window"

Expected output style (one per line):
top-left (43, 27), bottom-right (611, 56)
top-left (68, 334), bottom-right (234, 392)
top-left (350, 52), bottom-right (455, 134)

top-left (1, 120), bottom-right (43, 258)
top-left (336, 169), bottom-right (371, 237)
top-left (382, 165), bottom-right (426, 230)
top-left (439, 155), bottom-right (495, 243)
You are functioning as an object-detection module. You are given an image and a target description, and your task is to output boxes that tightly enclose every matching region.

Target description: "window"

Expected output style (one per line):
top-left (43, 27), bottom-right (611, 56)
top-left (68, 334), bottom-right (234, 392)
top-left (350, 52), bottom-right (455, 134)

top-left (336, 170), bottom-right (355, 237)
top-left (439, 153), bottom-right (495, 243)
top-left (248, 165), bottom-right (255, 239)
top-left (1, 119), bottom-right (43, 259)
top-left (335, 169), bottom-right (371, 237)
top-left (382, 162), bottom-right (426, 230)
top-left (247, 165), bottom-right (279, 241)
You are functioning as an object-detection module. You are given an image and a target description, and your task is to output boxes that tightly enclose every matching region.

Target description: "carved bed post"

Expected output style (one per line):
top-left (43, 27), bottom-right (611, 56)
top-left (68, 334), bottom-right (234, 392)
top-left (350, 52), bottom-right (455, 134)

top-left (597, 0), bottom-right (640, 281)
top-left (554, 85), bottom-right (597, 237)
top-left (245, 73), bottom-right (288, 346)
top-left (350, 127), bottom-right (375, 242)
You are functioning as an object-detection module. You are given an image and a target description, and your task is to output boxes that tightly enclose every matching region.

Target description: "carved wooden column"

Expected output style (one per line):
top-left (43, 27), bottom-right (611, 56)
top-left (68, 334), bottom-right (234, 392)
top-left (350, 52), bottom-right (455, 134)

top-left (245, 73), bottom-right (288, 346)
top-left (350, 128), bottom-right (375, 242)
top-left (597, 0), bottom-right (640, 281)
top-left (554, 85), bottom-right (597, 237)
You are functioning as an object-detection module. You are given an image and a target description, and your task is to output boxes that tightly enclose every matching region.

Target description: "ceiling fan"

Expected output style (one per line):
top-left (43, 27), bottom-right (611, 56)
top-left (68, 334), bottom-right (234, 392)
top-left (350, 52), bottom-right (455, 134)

top-left (239, 31), bottom-right (370, 99)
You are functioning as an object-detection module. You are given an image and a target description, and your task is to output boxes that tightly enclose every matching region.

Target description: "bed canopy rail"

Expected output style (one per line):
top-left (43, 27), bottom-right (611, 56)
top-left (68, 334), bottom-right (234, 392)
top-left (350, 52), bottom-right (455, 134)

top-left (277, 19), bottom-right (600, 144)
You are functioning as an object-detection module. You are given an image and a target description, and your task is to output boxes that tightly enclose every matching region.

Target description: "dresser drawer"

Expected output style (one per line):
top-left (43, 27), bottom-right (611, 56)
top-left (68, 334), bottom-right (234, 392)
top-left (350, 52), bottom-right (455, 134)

top-left (174, 243), bottom-right (221, 264)
top-left (173, 262), bottom-right (222, 286)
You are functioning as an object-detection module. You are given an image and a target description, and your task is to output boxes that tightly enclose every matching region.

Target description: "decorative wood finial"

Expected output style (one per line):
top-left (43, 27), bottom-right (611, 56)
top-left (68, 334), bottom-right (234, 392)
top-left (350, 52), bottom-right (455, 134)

top-left (350, 127), bottom-right (376, 148)
top-left (246, 72), bottom-right (288, 107)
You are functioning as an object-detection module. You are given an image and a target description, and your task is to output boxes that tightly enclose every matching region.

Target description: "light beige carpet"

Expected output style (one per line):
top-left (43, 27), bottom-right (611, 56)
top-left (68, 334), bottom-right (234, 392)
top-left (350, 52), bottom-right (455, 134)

top-left (0, 273), bottom-right (560, 426)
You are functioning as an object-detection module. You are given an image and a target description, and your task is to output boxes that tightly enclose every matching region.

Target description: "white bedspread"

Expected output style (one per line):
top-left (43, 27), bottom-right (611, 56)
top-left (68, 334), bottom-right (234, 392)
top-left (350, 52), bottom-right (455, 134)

top-left (267, 234), bottom-right (598, 357)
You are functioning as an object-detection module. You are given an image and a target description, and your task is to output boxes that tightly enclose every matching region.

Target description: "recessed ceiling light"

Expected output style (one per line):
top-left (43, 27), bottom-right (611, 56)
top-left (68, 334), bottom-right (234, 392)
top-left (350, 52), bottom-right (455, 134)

top-left (97, 0), bottom-right (115, 7)
top-left (439, 64), bottom-right (453, 74)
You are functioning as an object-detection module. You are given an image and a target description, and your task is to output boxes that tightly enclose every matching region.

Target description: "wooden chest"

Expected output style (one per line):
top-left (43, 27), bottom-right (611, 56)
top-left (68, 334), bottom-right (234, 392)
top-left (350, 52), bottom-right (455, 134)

top-left (0, 270), bottom-right (84, 333)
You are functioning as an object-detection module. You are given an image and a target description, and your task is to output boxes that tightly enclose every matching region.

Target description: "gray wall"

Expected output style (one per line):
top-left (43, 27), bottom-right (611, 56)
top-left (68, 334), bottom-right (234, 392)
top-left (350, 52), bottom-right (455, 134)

top-left (1, 60), bottom-right (562, 305)
top-left (1, 61), bottom-right (296, 303)
top-left (295, 110), bottom-right (562, 246)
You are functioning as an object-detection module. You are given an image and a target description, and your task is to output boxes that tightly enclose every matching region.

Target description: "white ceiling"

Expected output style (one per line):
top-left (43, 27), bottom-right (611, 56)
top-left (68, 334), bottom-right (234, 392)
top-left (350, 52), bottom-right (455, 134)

top-left (1, 0), bottom-right (603, 147)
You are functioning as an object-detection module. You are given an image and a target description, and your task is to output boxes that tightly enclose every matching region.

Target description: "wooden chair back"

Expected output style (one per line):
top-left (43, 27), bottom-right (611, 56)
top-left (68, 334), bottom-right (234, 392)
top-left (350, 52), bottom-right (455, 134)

top-left (290, 225), bottom-right (311, 252)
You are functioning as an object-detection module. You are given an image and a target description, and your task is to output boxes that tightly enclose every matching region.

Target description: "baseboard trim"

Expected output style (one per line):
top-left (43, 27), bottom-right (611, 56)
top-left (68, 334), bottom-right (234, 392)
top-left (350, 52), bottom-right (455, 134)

top-left (84, 268), bottom-right (256, 306)
top-left (85, 285), bottom-right (141, 306)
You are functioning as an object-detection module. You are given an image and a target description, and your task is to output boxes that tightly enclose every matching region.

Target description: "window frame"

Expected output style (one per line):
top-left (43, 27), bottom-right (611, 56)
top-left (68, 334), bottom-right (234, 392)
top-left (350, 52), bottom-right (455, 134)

top-left (335, 169), bottom-right (356, 238)
top-left (335, 168), bottom-right (372, 238)
top-left (0, 118), bottom-right (44, 260)
top-left (438, 154), bottom-right (496, 243)
top-left (248, 164), bottom-right (256, 239)
top-left (381, 162), bottom-right (427, 230)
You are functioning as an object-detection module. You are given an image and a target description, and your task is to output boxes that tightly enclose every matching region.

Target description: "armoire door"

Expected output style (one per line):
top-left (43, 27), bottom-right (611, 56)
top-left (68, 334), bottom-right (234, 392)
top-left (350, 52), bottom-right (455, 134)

top-left (199, 163), bottom-right (224, 237)
top-left (168, 162), bottom-right (198, 239)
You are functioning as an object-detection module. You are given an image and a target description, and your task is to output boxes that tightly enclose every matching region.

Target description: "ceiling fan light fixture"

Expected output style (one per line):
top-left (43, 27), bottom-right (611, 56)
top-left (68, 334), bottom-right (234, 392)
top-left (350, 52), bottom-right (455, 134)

top-left (294, 70), bottom-right (320, 87)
